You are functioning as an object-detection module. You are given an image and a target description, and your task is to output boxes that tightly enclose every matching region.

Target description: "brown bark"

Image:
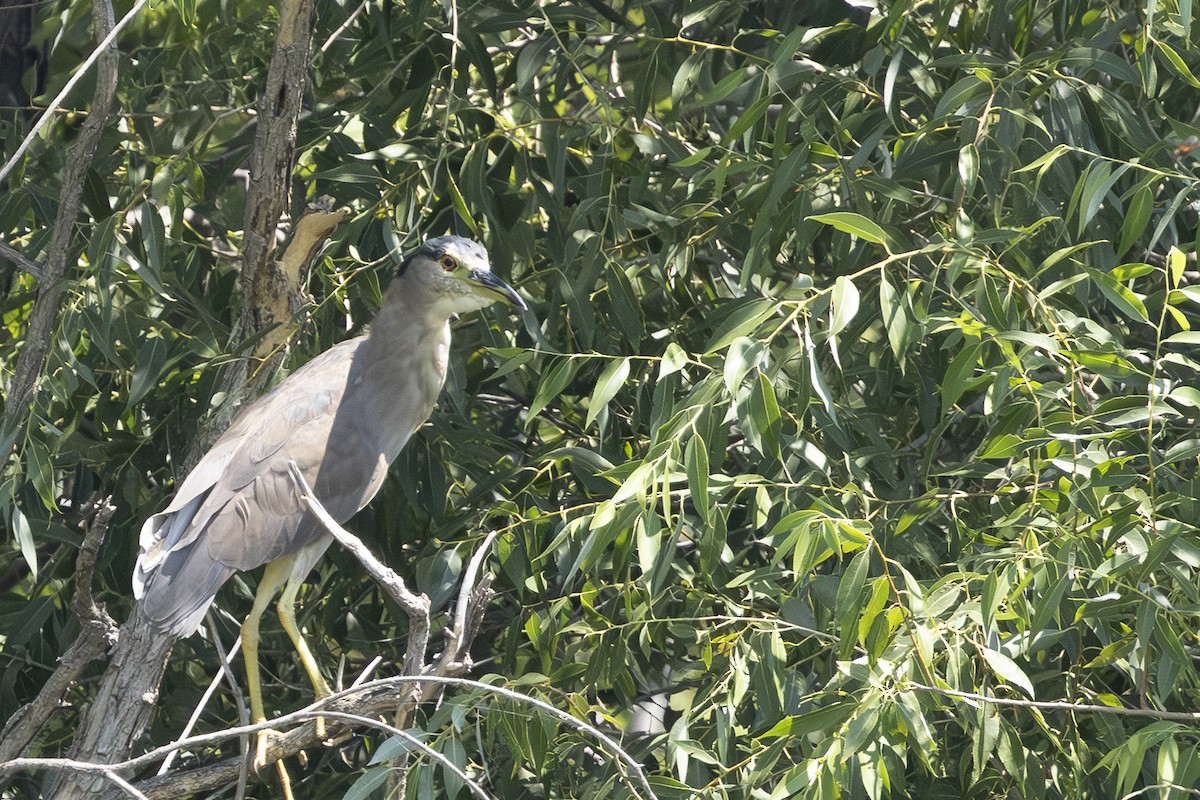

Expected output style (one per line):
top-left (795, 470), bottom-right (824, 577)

top-left (48, 1), bottom-right (329, 795)
top-left (48, 610), bottom-right (175, 798)
top-left (180, 0), bottom-right (324, 471)
top-left (182, 199), bottom-right (349, 471)
top-left (0, 0), bottom-right (118, 437)
top-left (0, 501), bottom-right (118, 763)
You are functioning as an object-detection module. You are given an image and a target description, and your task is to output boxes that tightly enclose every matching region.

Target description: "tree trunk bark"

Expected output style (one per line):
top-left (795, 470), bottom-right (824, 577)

top-left (48, 609), bottom-right (174, 797)
top-left (0, 0), bottom-right (117, 438)
top-left (185, 0), bottom-right (319, 471)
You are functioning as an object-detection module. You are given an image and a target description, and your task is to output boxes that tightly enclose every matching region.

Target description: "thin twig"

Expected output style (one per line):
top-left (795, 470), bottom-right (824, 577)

top-left (0, 0), bottom-right (149, 184)
top-left (157, 623), bottom-right (244, 776)
top-left (319, 0), bottom-right (370, 52)
top-left (0, 239), bottom-right (46, 279)
top-left (904, 682), bottom-right (1200, 724)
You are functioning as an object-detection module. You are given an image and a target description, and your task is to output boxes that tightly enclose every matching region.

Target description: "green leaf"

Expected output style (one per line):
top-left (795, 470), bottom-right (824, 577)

top-left (836, 549), bottom-right (869, 656)
top-left (699, 501), bottom-right (726, 575)
top-left (932, 75), bottom-right (987, 118)
top-left (829, 275), bottom-right (860, 336)
top-left (979, 647), bottom-right (1035, 698)
top-left (528, 358), bottom-right (578, 421)
top-left (1014, 143), bottom-right (1071, 175)
top-left (686, 433), bottom-right (711, 526)
top-left (808, 212), bottom-right (887, 246)
top-left (1086, 268), bottom-right (1148, 323)
top-left (659, 342), bottom-right (689, 379)
top-left (878, 274), bottom-right (910, 361)
top-left (941, 340), bottom-right (982, 417)
top-left (1168, 246), bottom-right (1187, 288)
top-left (1164, 331), bottom-right (1200, 345)
top-left (1117, 181), bottom-right (1154, 257)
top-left (1157, 39), bottom-right (1200, 87)
top-left (723, 337), bottom-right (765, 395)
top-left (585, 357), bottom-right (630, 428)
top-left (11, 506), bottom-right (37, 581)
top-left (746, 369), bottom-right (783, 460)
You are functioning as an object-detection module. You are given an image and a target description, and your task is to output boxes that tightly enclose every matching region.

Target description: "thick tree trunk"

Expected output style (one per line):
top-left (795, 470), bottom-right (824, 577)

top-left (185, 0), bottom-right (319, 471)
top-left (45, 2), bottom-right (324, 795)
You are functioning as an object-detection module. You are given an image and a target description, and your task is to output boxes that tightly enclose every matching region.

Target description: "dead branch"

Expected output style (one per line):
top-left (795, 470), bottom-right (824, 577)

top-left (0, 498), bottom-right (118, 763)
top-left (1, 0), bottom-right (119, 438)
top-left (0, 239), bottom-right (45, 279)
top-left (287, 460), bottom-right (433, 679)
top-left (183, 197), bottom-right (350, 472)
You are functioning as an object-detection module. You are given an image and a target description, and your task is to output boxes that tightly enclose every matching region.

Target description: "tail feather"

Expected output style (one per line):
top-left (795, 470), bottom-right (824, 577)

top-left (138, 539), bottom-right (235, 638)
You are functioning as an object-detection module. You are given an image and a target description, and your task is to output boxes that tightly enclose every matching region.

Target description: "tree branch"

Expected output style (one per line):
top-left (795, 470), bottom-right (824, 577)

top-left (1, 0), bottom-right (120, 438)
top-left (287, 460), bottom-right (432, 679)
top-left (0, 239), bottom-right (45, 279)
top-left (1, 676), bottom-right (656, 800)
top-left (0, 499), bottom-right (118, 763)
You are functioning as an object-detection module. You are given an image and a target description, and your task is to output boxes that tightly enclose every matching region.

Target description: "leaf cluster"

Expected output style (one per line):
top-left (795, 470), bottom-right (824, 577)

top-left (3, 0), bottom-right (1200, 798)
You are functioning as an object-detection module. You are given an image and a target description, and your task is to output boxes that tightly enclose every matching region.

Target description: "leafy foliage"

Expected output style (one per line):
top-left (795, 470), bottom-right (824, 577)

top-left (4, 0), bottom-right (1200, 798)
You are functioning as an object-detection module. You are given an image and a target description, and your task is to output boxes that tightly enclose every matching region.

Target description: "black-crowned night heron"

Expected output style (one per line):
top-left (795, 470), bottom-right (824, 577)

top-left (133, 235), bottom-right (525, 767)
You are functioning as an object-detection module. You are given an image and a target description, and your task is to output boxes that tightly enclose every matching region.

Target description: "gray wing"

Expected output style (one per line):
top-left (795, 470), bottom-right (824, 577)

top-left (134, 339), bottom-right (381, 637)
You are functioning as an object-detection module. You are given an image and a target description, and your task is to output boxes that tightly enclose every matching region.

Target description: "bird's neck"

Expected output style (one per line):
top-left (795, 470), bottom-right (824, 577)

top-left (352, 287), bottom-right (454, 458)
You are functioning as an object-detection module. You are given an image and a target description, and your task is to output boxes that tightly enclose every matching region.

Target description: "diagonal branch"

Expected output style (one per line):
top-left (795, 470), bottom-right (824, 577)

top-left (287, 460), bottom-right (432, 676)
top-left (0, 498), bottom-right (118, 763)
top-left (1, 0), bottom-right (120, 439)
top-left (0, 239), bottom-right (45, 279)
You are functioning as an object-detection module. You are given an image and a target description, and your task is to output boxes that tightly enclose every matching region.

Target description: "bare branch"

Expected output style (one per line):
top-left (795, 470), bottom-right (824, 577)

top-left (0, 0), bottom-right (147, 184)
top-left (0, 498), bottom-right (118, 762)
top-left (286, 459), bottom-right (432, 675)
top-left (0, 238), bottom-right (45, 279)
top-left (1, 0), bottom-right (121, 436)
top-left (904, 681), bottom-right (1200, 724)
top-left (2, 675), bottom-right (657, 800)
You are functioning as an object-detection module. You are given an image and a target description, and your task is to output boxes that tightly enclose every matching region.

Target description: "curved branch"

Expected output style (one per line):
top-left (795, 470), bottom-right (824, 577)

top-left (1, 675), bottom-right (658, 800)
top-left (0, 499), bottom-right (117, 762)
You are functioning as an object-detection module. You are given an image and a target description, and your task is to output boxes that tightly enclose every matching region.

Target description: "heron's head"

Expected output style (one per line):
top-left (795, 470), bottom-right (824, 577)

top-left (399, 235), bottom-right (527, 314)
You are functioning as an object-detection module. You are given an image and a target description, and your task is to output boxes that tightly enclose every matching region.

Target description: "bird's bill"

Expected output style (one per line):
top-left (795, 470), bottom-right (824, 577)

top-left (469, 269), bottom-right (528, 311)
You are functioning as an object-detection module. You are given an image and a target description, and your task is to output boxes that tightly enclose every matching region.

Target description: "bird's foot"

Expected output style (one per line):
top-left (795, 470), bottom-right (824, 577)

top-left (251, 729), bottom-right (296, 799)
top-left (252, 727), bottom-right (283, 771)
top-left (315, 713), bottom-right (327, 742)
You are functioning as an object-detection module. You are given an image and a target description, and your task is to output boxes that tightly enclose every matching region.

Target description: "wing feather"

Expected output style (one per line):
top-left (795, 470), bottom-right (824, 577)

top-left (135, 340), bottom-right (365, 634)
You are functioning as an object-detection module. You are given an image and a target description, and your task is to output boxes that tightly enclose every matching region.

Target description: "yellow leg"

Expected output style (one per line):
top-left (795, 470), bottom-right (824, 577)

top-left (276, 576), bottom-right (332, 740)
top-left (242, 558), bottom-right (293, 769)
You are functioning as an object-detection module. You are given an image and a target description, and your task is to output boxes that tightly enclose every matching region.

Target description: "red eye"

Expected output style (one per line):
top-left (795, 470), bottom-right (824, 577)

top-left (439, 255), bottom-right (457, 271)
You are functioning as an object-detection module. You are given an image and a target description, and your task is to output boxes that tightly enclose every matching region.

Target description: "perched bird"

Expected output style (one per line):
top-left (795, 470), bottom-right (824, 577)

top-left (133, 235), bottom-right (525, 765)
